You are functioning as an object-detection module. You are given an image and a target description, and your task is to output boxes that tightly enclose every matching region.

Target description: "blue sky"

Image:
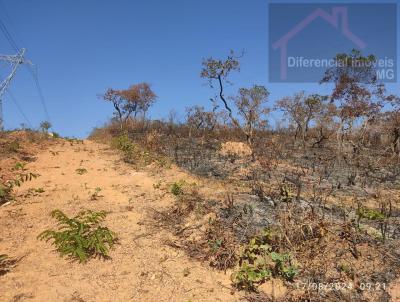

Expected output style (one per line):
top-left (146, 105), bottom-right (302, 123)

top-left (0, 0), bottom-right (399, 137)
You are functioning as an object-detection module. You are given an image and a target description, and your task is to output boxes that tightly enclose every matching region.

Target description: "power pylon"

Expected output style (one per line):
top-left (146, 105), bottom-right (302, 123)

top-left (0, 48), bottom-right (26, 130)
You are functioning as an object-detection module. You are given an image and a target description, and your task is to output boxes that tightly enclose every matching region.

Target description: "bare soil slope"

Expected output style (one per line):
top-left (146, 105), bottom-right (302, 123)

top-left (0, 140), bottom-right (237, 302)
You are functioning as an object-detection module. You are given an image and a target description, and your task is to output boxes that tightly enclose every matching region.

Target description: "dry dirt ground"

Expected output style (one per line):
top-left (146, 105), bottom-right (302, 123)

top-left (0, 140), bottom-right (240, 302)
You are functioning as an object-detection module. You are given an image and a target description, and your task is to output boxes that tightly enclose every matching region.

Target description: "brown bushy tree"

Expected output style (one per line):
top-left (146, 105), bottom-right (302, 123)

top-left (119, 83), bottom-right (157, 119)
top-left (233, 85), bottom-right (270, 158)
top-left (276, 92), bottom-right (327, 144)
top-left (321, 49), bottom-right (384, 148)
top-left (185, 106), bottom-right (218, 138)
top-left (101, 83), bottom-right (157, 129)
top-left (384, 95), bottom-right (400, 155)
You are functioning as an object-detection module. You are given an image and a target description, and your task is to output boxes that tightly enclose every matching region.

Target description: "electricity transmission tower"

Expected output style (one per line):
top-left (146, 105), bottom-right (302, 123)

top-left (0, 48), bottom-right (27, 130)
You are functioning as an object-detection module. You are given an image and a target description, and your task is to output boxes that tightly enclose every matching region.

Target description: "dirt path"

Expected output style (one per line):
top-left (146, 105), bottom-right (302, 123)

top-left (0, 140), bottom-right (237, 302)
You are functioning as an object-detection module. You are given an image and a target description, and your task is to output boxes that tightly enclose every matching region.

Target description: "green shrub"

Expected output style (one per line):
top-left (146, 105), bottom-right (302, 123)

top-left (90, 187), bottom-right (103, 200)
top-left (27, 187), bottom-right (45, 196)
top-left (270, 251), bottom-right (298, 281)
top-left (34, 187), bottom-right (45, 193)
top-left (208, 238), bottom-right (224, 253)
top-left (75, 168), bottom-right (88, 175)
top-left (170, 181), bottom-right (185, 196)
top-left (357, 207), bottom-right (386, 220)
top-left (52, 132), bottom-right (61, 138)
top-left (338, 262), bottom-right (354, 278)
top-left (232, 263), bottom-right (272, 291)
top-left (153, 181), bottom-right (162, 189)
top-left (111, 134), bottom-right (158, 166)
top-left (231, 229), bottom-right (298, 290)
top-left (111, 134), bottom-right (137, 163)
top-left (111, 134), bottom-right (135, 153)
top-left (0, 172), bottom-right (39, 205)
top-left (279, 184), bottom-right (293, 203)
top-left (38, 209), bottom-right (117, 263)
top-left (13, 162), bottom-right (27, 171)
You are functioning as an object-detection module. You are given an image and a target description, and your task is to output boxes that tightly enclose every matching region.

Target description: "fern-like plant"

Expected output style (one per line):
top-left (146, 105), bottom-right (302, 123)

top-left (0, 185), bottom-right (12, 205)
top-left (0, 172), bottom-right (39, 205)
top-left (0, 254), bottom-right (17, 276)
top-left (38, 209), bottom-right (117, 262)
top-left (0, 254), bottom-right (7, 262)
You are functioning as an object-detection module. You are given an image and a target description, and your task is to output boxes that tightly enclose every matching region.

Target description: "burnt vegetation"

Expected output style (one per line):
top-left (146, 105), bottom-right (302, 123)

top-left (89, 50), bottom-right (400, 301)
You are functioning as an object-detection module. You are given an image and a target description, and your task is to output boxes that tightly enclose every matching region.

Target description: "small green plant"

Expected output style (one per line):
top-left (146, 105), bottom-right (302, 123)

top-left (232, 263), bottom-right (272, 291)
top-left (338, 262), bottom-right (354, 278)
top-left (27, 187), bottom-right (45, 196)
top-left (90, 187), bottom-right (103, 200)
top-left (231, 229), bottom-right (298, 290)
top-left (111, 134), bottom-right (156, 166)
top-left (111, 134), bottom-right (136, 163)
top-left (0, 172), bottom-right (39, 205)
top-left (357, 207), bottom-right (386, 220)
top-left (75, 168), bottom-right (88, 175)
top-left (111, 134), bottom-right (134, 152)
top-left (170, 180), bottom-right (185, 196)
top-left (270, 252), bottom-right (298, 281)
top-left (0, 254), bottom-right (7, 262)
top-left (153, 181), bottom-right (162, 189)
top-left (38, 209), bottom-right (117, 263)
top-left (208, 238), bottom-right (224, 253)
top-left (231, 232), bottom-right (272, 290)
top-left (279, 184), bottom-right (293, 203)
top-left (10, 172), bottom-right (39, 187)
top-left (34, 187), bottom-right (45, 193)
top-left (13, 162), bottom-right (27, 171)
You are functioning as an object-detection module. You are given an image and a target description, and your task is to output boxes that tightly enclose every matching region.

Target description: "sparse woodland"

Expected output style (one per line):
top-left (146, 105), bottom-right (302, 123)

top-left (90, 49), bottom-right (400, 301)
top-left (1, 49), bottom-right (400, 301)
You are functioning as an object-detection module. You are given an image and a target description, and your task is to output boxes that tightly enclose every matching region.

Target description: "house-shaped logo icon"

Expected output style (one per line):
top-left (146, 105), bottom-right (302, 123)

top-left (272, 6), bottom-right (366, 80)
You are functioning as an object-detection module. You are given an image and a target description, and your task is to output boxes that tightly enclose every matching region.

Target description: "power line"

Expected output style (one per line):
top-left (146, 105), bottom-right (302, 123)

top-left (7, 89), bottom-right (33, 128)
top-left (0, 0), bottom-right (20, 53)
top-left (27, 65), bottom-right (51, 123)
top-left (0, 13), bottom-right (52, 124)
top-left (0, 18), bottom-right (19, 53)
